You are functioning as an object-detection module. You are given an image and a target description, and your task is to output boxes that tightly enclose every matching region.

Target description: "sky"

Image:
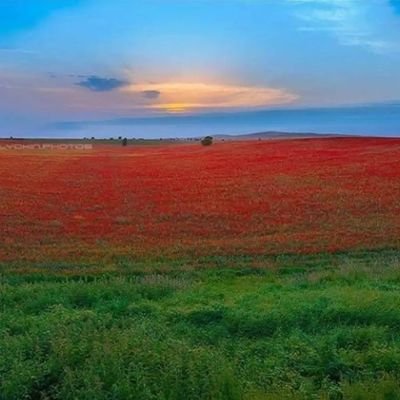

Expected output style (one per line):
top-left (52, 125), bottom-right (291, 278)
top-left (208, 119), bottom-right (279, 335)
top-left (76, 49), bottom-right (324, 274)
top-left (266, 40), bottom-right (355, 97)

top-left (0, 0), bottom-right (400, 138)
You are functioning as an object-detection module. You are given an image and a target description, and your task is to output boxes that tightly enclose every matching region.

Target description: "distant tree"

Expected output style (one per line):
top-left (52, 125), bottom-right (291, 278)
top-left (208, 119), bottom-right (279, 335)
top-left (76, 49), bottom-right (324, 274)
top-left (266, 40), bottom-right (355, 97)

top-left (122, 138), bottom-right (128, 146)
top-left (118, 136), bottom-right (122, 140)
top-left (201, 136), bottom-right (213, 146)
top-left (110, 137), bottom-right (114, 140)
top-left (91, 136), bottom-right (95, 140)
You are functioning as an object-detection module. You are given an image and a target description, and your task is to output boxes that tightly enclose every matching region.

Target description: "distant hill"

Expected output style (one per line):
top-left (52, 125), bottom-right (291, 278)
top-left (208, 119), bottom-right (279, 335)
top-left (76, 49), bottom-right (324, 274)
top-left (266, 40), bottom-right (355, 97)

top-left (213, 131), bottom-right (339, 140)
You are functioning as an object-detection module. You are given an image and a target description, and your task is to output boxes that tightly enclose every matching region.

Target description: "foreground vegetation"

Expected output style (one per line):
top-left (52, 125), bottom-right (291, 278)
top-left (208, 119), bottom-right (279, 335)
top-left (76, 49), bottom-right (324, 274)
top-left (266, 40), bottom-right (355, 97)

top-left (3, 250), bottom-right (400, 399)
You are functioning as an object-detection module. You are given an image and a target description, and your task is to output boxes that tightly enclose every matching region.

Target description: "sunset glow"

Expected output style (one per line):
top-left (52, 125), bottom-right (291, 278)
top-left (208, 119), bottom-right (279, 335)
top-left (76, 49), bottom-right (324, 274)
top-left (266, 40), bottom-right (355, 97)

top-left (123, 82), bottom-right (298, 113)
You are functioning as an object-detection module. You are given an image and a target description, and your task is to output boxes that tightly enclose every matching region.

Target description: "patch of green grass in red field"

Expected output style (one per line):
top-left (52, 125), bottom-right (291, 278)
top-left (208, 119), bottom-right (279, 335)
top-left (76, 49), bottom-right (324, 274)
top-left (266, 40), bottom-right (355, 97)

top-left (1, 137), bottom-right (400, 264)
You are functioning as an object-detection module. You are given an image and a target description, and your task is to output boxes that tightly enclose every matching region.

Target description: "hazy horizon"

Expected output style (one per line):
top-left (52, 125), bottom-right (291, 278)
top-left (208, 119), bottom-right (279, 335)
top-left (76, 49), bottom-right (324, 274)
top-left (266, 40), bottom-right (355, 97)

top-left (2, 103), bottom-right (399, 139)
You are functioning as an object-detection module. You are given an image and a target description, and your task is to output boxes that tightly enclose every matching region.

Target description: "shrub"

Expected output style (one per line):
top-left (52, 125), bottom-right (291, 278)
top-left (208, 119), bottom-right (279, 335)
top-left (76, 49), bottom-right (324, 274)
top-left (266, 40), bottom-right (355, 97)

top-left (201, 136), bottom-right (213, 146)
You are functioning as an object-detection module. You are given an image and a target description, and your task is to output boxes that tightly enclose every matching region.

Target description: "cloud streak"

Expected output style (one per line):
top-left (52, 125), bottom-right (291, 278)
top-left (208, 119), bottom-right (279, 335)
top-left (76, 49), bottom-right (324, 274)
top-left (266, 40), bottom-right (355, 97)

top-left (141, 90), bottom-right (161, 99)
top-left (289, 0), bottom-right (399, 53)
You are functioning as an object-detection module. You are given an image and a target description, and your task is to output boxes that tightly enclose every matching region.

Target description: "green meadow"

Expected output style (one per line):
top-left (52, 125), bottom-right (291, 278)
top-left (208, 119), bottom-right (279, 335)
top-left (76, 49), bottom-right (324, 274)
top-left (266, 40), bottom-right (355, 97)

top-left (2, 250), bottom-right (400, 399)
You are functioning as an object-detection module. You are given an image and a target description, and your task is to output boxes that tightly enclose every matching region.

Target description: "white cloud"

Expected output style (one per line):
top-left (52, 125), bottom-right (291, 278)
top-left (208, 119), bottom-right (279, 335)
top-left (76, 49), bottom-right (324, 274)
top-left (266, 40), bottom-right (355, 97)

top-left (288, 0), bottom-right (399, 53)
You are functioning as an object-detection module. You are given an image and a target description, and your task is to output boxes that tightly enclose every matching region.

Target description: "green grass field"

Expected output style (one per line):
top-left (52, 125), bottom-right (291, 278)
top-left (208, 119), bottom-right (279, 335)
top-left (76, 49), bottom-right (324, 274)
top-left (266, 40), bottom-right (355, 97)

top-left (3, 250), bottom-right (400, 399)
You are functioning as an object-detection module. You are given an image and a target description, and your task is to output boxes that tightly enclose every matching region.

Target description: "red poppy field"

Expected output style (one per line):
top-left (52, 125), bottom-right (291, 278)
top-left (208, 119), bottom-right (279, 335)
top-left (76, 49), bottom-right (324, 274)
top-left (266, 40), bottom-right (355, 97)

top-left (1, 137), bottom-right (400, 266)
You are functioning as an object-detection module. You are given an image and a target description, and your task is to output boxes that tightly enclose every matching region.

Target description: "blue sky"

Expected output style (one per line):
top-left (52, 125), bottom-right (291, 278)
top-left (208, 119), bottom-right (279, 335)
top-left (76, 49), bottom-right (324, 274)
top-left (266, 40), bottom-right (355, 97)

top-left (0, 0), bottom-right (400, 137)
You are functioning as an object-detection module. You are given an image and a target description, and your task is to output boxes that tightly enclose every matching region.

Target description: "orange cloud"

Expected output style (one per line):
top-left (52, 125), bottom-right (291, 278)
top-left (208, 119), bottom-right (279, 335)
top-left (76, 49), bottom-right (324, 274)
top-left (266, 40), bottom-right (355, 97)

top-left (122, 82), bottom-right (298, 113)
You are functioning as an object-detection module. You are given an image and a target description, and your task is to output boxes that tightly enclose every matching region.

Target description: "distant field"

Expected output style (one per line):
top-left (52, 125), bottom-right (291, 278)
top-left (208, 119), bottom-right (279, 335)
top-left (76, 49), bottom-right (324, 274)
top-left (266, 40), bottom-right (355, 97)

top-left (2, 137), bottom-right (400, 399)
top-left (1, 137), bottom-right (400, 268)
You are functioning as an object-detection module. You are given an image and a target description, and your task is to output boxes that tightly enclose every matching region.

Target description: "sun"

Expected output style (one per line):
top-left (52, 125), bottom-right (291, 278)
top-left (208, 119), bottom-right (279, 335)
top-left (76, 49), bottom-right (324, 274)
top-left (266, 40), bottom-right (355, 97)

top-left (163, 103), bottom-right (189, 113)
